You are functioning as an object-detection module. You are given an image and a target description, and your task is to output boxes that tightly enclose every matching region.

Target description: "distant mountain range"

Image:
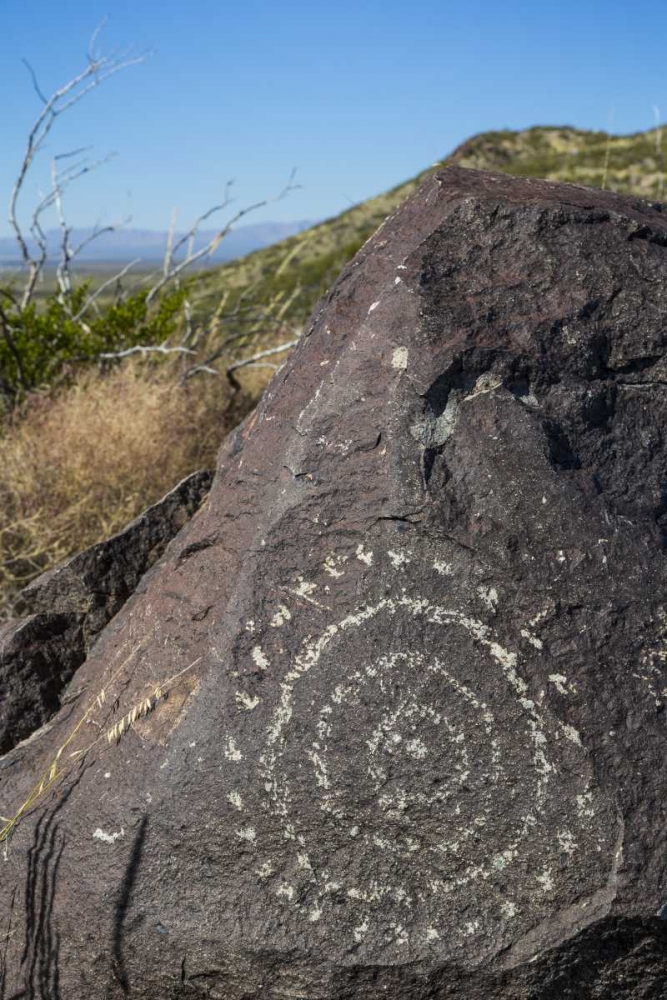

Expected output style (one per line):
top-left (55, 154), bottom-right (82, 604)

top-left (0, 220), bottom-right (314, 267)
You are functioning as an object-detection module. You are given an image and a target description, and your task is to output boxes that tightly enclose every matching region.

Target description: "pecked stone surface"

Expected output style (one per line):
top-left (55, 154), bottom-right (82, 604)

top-left (1, 167), bottom-right (667, 998)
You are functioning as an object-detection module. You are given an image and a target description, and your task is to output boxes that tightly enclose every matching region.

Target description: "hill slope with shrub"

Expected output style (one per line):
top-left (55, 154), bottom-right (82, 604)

top-left (193, 124), bottom-right (667, 338)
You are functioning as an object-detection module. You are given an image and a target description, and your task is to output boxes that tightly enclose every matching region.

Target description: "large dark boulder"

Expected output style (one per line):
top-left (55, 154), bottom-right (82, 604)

top-left (1, 167), bottom-right (667, 999)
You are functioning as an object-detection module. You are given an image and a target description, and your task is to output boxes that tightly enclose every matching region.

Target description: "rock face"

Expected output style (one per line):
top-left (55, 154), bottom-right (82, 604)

top-left (14, 469), bottom-right (213, 643)
top-left (2, 168), bottom-right (667, 999)
top-left (0, 614), bottom-right (85, 754)
top-left (0, 471), bottom-right (211, 754)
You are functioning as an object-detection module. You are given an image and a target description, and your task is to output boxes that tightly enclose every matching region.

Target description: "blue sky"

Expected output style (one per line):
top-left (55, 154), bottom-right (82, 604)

top-left (2, 1), bottom-right (667, 236)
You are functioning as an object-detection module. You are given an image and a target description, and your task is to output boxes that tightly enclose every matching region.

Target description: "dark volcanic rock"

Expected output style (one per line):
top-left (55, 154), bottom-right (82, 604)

top-left (2, 168), bottom-right (667, 998)
top-left (0, 614), bottom-right (85, 754)
top-left (15, 468), bottom-right (213, 644)
top-left (0, 471), bottom-right (211, 755)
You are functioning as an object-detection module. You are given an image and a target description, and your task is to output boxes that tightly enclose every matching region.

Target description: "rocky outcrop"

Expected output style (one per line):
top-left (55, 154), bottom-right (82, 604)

top-left (14, 469), bottom-right (213, 643)
top-left (1, 168), bottom-right (667, 999)
top-left (0, 614), bottom-right (85, 754)
top-left (0, 470), bottom-right (211, 754)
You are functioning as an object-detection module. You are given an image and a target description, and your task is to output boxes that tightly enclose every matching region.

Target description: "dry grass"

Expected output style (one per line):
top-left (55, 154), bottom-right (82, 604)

top-left (0, 650), bottom-right (202, 848)
top-left (0, 362), bottom-right (264, 613)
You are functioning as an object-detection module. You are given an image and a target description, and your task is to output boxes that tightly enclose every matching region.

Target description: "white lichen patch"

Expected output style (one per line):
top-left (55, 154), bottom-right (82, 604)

top-left (433, 559), bottom-right (453, 576)
top-left (236, 826), bottom-right (257, 843)
top-left (224, 736), bottom-right (243, 761)
top-left (270, 605), bottom-right (292, 629)
top-left (388, 550), bottom-right (410, 569)
top-left (354, 917), bottom-right (370, 942)
top-left (307, 749), bottom-right (330, 788)
top-left (256, 861), bottom-right (274, 879)
top-left (252, 646), bottom-right (270, 670)
top-left (324, 554), bottom-right (346, 578)
top-left (405, 738), bottom-right (428, 759)
top-left (536, 868), bottom-right (554, 892)
top-left (391, 346), bottom-right (409, 370)
top-left (276, 883), bottom-right (295, 901)
top-left (92, 827), bottom-right (124, 845)
top-left (227, 791), bottom-right (245, 811)
top-left (521, 628), bottom-right (543, 650)
top-left (477, 585), bottom-right (498, 612)
top-left (558, 829), bottom-right (577, 854)
top-left (356, 544), bottom-right (373, 566)
top-left (426, 926), bottom-right (440, 941)
top-left (236, 691), bottom-right (261, 711)
top-left (501, 900), bottom-right (518, 919)
top-left (549, 673), bottom-right (572, 695)
top-left (294, 577), bottom-right (317, 597)
top-left (576, 790), bottom-right (596, 820)
top-left (560, 723), bottom-right (583, 746)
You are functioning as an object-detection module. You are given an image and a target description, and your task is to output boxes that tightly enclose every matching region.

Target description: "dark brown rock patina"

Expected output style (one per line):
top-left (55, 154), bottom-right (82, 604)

top-left (1, 168), bottom-right (667, 998)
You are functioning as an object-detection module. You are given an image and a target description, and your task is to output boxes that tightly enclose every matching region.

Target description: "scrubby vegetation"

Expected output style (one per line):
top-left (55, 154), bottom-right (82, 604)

top-left (0, 362), bottom-right (259, 614)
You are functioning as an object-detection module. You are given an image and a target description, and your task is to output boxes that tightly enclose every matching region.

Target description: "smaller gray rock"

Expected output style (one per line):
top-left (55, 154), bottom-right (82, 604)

top-left (15, 469), bottom-right (213, 645)
top-left (0, 613), bottom-right (84, 754)
top-left (0, 470), bottom-right (212, 755)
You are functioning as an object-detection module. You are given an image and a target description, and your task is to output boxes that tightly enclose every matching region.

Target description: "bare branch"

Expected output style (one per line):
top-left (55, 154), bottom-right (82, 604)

top-left (98, 344), bottom-right (196, 361)
top-left (0, 305), bottom-right (27, 392)
top-left (72, 259), bottom-right (141, 322)
top-left (145, 172), bottom-right (299, 306)
top-left (9, 25), bottom-right (147, 310)
top-left (225, 340), bottom-right (298, 375)
top-left (88, 18), bottom-right (109, 63)
top-left (21, 59), bottom-right (49, 106)
top-left (163, 207), bottom-right (178, 278)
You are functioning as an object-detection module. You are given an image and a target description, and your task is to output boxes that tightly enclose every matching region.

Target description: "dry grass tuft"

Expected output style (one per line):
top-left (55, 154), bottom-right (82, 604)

top-left (0, 653), bottom-right (202, 848)
top-left (0, 362), bottom-right (260, 612)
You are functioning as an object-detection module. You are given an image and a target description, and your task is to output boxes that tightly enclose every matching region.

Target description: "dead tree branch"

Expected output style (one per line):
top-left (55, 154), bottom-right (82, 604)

top-left (145, 169), bottom-right (300, 306)
top-left (97, 344), bottom-right (196, 361)
top-left (8, 22), bottom-right (146, 310)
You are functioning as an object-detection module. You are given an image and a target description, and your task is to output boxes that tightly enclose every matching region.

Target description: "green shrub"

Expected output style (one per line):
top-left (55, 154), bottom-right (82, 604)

top-left (0, 284), bottom-right (186, 408)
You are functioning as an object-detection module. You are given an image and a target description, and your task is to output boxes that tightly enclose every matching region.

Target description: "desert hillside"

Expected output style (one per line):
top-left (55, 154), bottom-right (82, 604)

top-left (191, 124), bottom-right (667, 338)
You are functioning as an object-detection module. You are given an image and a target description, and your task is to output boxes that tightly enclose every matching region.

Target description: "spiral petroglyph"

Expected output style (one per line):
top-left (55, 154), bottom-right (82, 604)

top-left (225, 553), bottom-right (618, 960)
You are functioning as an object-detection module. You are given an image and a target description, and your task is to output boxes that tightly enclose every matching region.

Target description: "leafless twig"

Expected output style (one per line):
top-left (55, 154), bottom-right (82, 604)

top-left (72, 259), bottom-right (141, 321)
top-left (226, 339), bottom-right (298, 374)
top-left (146, 170), bottom-right (300, 306)
top-left (97, 344), bottom-right (196, 361)
top-left (8, 21), bottom-right (146, 310)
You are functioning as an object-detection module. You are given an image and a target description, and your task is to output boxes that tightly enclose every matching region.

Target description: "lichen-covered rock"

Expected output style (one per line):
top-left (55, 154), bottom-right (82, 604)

top-left (2, 168), bottom-right (667, 999)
